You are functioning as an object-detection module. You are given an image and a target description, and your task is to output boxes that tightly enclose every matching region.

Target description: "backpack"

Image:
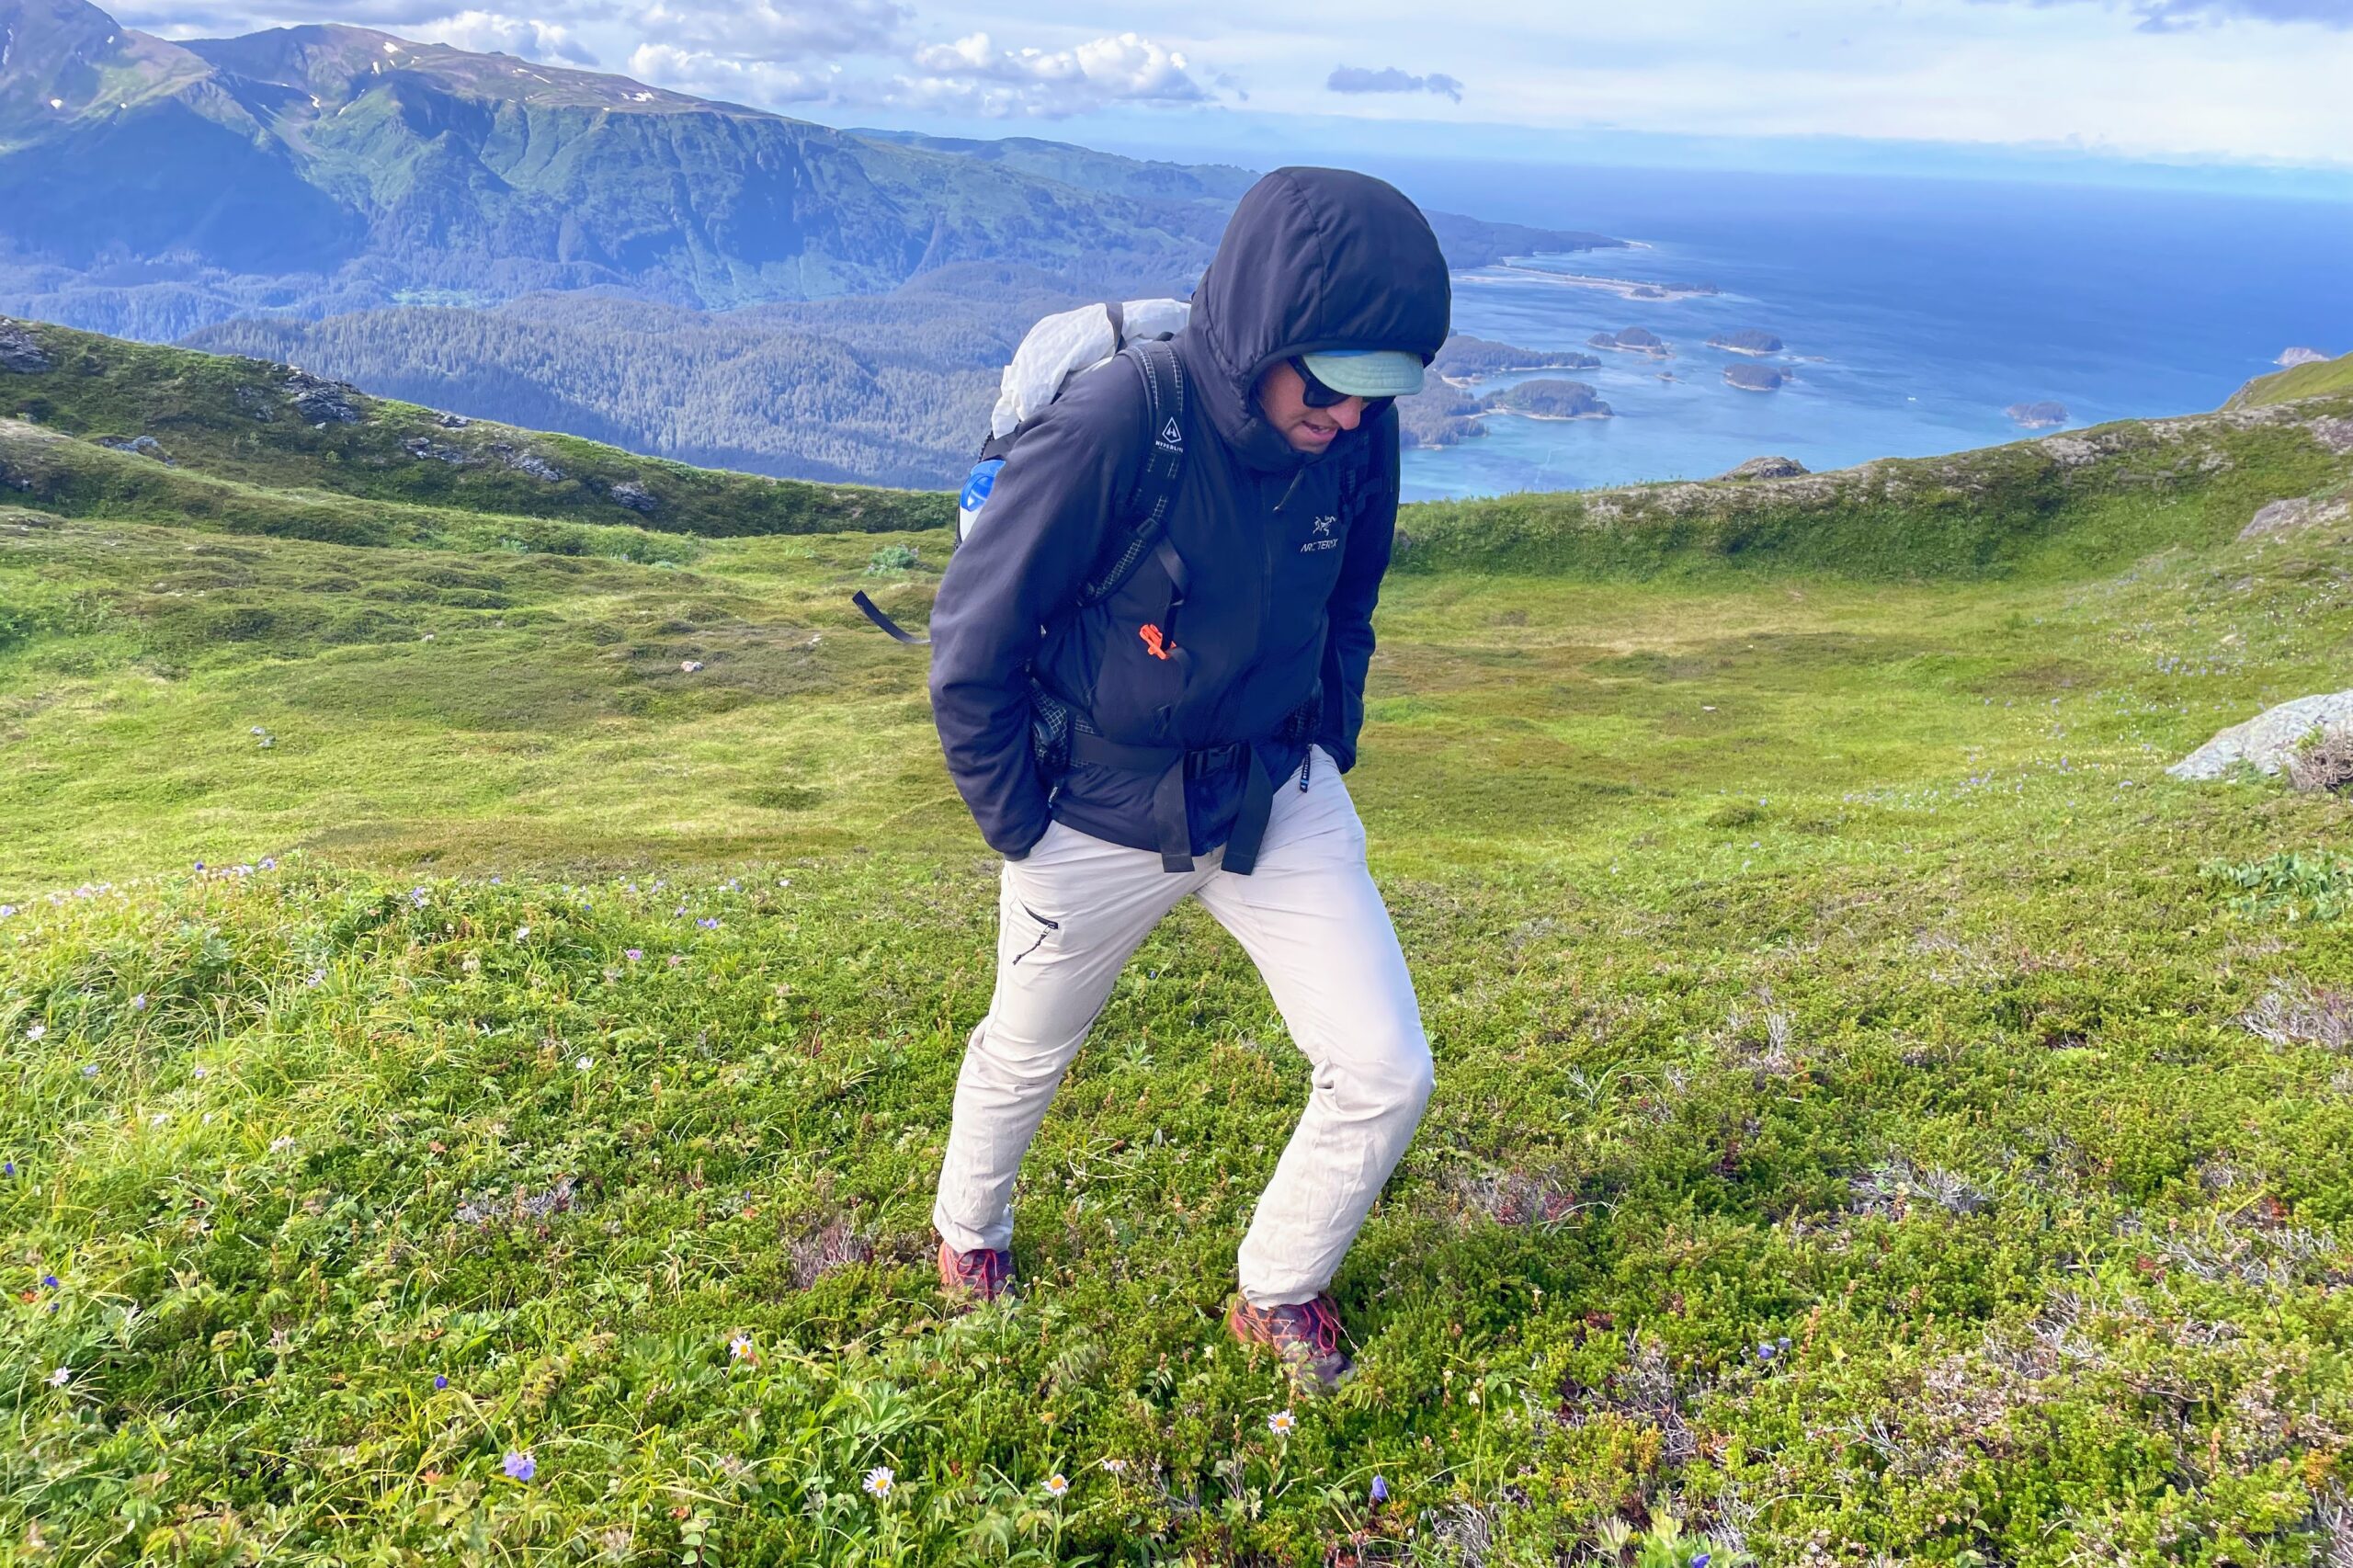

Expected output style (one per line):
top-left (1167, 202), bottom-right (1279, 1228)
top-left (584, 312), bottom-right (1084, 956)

top-left (852, 298), bottom-right (1194, 646)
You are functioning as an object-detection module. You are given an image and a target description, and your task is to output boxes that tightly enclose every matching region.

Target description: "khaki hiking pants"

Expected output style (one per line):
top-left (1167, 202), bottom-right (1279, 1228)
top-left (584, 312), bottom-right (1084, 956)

top-left (932, 745), bottom-right (1434, 1307)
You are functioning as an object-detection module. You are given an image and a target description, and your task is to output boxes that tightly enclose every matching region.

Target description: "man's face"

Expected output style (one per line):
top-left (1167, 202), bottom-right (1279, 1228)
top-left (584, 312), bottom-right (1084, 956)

top-left (1256, 359), bottom-right (1370, 454)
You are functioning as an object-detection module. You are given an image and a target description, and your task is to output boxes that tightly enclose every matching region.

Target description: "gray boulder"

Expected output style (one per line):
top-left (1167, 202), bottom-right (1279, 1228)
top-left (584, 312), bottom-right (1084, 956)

top-left (2168, 690), bottom-right (2353, 780)
top-left (402, 436), bottom-right (470, 464)
top-left (2241, 494), bottom-right (2351, 540)
top-left (286, 371), bottom-right (362, 424)
top-left (609, 480), bottom-right (658, 513)
top-left (1720, 455), bottom-right (1808, 481)
top-left (487, 442), bottom-right (563, 483)
top-left (0, 323), bottom-right (51, 373)
top-left (96, 434), bottom-right (172, 465)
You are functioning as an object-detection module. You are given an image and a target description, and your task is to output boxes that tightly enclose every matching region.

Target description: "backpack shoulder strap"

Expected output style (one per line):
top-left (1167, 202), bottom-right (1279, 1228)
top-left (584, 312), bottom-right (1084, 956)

top-left (1076, 337), bottom-right (1188, 609)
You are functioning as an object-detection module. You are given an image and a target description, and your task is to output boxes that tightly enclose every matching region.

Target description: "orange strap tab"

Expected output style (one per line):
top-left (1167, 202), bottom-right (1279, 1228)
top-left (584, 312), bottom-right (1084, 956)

top-left (1138, 624), bottom-right (1172, 660)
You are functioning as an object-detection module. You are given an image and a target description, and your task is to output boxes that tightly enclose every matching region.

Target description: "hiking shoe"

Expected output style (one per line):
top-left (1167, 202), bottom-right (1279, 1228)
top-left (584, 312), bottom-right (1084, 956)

top-left (937, 1239), bottom-right (1015, 1303)
top-left (1227, 1292), bottom-right (1354, 1392)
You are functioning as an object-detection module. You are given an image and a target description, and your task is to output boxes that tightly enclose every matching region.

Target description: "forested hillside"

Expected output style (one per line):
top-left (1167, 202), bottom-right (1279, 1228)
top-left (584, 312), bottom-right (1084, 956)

top-left (183, 267), bottom-right (1077, 487)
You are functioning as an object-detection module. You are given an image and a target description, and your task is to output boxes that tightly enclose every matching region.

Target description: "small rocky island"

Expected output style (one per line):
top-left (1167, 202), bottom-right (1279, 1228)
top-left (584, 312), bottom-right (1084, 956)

top-left (1483, 379), bottom-right (1613, 419)
top-left (1587, 326), bottom-right (1667, 357)
top-left (1432, 335), bottom-right (1603, 381)
top-left (1708, 328), bottom-right (1784, 356)
top-left (1723, 364), bottom-right (1785, 392)
top-left (2006, 400), bottom-right (2068, 428)
top-left (1396, 384), bottom-right (1487, 450)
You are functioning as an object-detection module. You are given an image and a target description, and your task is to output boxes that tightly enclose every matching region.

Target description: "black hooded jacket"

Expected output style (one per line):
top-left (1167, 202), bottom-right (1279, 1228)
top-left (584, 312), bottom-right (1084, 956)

top-left (927, 167), bottom-right (1452, 861)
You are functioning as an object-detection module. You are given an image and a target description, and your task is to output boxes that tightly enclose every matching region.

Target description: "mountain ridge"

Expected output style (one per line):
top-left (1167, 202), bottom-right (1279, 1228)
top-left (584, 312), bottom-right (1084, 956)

top-left (0, 0), bottom-right (1619, 318)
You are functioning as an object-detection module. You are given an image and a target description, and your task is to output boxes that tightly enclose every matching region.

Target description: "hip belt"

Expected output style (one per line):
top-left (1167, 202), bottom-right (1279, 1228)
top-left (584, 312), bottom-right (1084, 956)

top-left (1066, 733), bottom-right (1278, 876)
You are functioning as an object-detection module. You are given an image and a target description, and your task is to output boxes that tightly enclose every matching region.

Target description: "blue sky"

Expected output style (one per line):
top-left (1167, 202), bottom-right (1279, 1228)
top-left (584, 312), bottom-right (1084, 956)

top-left (121, 0), bottom-right (2353, 190)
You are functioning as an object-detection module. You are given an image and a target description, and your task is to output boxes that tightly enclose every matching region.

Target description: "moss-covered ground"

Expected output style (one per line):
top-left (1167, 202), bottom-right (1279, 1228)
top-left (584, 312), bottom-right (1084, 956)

top-left (2, 346), bottom-right (2351, 1564)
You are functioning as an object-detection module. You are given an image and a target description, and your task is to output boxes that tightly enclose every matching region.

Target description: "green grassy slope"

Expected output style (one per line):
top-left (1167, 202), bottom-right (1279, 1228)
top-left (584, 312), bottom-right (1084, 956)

top-left (0, 316), bottom-right (950, 544)
top-left (3, 340), bottom-right (2352, 1564)
top-left (2229, 349), bottom-right (2353, 410)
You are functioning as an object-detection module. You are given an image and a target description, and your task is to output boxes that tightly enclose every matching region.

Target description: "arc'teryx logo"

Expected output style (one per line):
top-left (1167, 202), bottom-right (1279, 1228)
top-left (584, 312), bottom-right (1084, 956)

top-left (1300, 513), bottom-right (1340, 553)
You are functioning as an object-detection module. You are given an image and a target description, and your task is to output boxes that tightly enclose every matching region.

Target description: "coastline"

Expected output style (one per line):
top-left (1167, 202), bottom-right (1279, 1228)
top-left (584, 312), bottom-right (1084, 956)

top-left (1473, 262), bottom-right (1720, 301)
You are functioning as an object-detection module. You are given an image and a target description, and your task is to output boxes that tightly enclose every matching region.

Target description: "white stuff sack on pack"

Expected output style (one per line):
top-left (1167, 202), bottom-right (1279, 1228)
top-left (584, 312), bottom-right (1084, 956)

top-left (853, 296), bottom-right (1192, 647)
top-left (985, 298), bottom-right (1192, 444)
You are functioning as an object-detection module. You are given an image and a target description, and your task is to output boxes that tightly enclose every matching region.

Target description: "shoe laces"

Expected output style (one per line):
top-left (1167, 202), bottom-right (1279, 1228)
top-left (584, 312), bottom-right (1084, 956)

top-left (954, 1248), bottom-right (1007, 1290)
top-left (1280, 1298), bottom-right (1341, 1358)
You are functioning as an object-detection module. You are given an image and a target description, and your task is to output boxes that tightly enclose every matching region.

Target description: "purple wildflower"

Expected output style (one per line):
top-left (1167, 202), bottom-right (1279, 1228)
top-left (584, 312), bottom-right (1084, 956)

top-left (194, 862), bottom-right (205, 872)
top-left (259, 857), bottom-right (276, 870)
top-left (697, 917), bottom-right (720, 930)
top-left (503, 1450), bottom-right (535, 1482)
top-left (1693, 1555), bottom-right (1711, 1568)
top-left (1370, 1474), bottom-right (1389, 1504)
top-left (130, 994), bottom-right (147, 1012)
top-left (41, 1274), bottom-right (59, 1289)
top-left (667, 954), bottom-right (684, 967)
top-left (625, 949), bottom-right (642, 961)
top-left (1756, 1341), bottom-right (1776, 1360)
top-left (81, 1063), bottom-right (97, 1078)
top-left (2, 1160), bottom-right (14, 1177)
top-left (434, 1374), bottom-right (449, 1390)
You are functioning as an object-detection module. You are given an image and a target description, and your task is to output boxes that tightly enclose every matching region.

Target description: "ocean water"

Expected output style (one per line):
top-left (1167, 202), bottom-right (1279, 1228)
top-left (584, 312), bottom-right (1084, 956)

top-left (1363, 162), bottom-right (2353, 501)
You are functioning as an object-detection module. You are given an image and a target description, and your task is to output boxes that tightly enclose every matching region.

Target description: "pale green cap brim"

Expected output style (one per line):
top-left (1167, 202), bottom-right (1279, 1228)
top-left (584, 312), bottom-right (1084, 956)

top-left (1300, 348), bottom-right (1425, 398)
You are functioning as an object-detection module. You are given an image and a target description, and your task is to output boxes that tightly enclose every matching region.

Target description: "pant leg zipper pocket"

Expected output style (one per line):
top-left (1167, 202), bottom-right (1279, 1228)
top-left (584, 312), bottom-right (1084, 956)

top-left (1012, 903), bottom-right (1060, 965)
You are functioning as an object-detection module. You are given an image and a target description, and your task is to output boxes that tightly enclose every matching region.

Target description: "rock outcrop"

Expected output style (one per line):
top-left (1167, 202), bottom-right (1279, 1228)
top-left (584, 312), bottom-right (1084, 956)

top-left (286, 371), bottom-right (363, 425)
top-left (0, 323), bottom-right (51, 374)
top-left (2240, 494), bottom-right (2352, 540)
top-left (2168, 690), bottom-right (2353, 780)
top-left (609, 480), bottom-right (658, 513)
top-left (96, 435), bottom-right (172, 464)
top-left (1720, 456), bottom-right (1809, 481)
top-left (2277, 347), bottom-right (2331, 368)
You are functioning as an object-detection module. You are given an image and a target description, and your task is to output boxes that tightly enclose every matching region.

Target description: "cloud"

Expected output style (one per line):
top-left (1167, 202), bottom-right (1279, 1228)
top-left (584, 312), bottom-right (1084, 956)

top-left (1977, 0), bottom-right (2353, 27)
top-left (1326, 63), bottom-right (1465, 102)
top-left (623, 42), bottom-right (834, 103)
top-left (893, 30), bottom-right (1208, 118)
top-left (629, 0), bottom-right (904, 60)
top-left (413, 10), bottom-right (597, 63)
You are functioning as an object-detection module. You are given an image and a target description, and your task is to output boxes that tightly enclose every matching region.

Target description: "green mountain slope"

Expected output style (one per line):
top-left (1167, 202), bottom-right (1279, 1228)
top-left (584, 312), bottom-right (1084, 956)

top-left (0, 2), bottom-right (1202, 301)
top-left (0, 315), bottom-right (949, 542)
top-left (2228, 348), bottom-right (2353, 409)
top-left (0, 0), bottom-right (1617, 320)
top-left (5, 323), bottom-right (2353, 1566)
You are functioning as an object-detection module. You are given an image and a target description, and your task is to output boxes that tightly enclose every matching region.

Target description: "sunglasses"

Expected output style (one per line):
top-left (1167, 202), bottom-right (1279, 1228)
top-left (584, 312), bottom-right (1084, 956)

top-left (1290, 358), bottom-right (1393, 417)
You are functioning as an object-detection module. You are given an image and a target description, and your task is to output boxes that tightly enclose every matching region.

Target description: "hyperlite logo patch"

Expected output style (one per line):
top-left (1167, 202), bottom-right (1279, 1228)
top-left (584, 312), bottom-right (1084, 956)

top-left (1300, 513), bottom-right (1340, 552)
top-left (1159, 418), bottom-right (1184, 449)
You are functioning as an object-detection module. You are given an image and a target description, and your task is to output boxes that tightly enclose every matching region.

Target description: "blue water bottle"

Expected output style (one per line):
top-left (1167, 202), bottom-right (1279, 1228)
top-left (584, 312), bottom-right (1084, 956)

top-left (957, 458), bottom-right (1005, 547)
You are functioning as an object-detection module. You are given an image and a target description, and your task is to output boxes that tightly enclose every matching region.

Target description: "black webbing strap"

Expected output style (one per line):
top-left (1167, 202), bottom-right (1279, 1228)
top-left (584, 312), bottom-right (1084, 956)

top-left (851, 589), bottom-right (928, 644)
top-left (1077, 340), bottom-right (1188, 608)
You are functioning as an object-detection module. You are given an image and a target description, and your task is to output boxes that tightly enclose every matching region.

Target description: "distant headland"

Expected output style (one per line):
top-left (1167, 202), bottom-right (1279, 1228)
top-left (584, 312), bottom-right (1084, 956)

top-left (2006, 400), bottom-right (2069, 428)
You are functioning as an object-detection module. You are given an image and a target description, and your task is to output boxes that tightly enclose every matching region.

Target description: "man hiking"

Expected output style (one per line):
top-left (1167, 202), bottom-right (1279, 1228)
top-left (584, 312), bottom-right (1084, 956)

top-left (926, 166), bottom-right (1449, 1392)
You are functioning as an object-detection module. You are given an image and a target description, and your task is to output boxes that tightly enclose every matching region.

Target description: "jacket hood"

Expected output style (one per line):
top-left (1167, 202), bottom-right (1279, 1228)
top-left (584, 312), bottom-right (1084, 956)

top-left (1178, 165), bottom-right (1452, 472)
